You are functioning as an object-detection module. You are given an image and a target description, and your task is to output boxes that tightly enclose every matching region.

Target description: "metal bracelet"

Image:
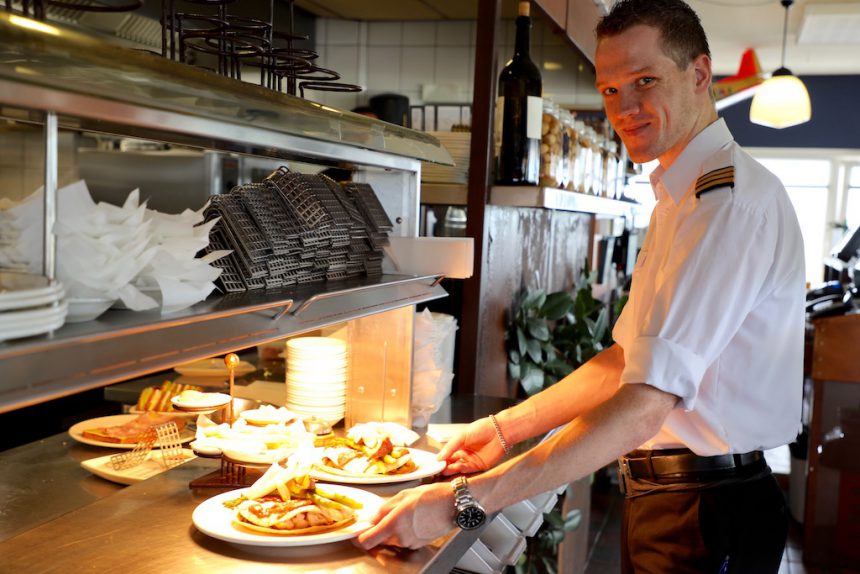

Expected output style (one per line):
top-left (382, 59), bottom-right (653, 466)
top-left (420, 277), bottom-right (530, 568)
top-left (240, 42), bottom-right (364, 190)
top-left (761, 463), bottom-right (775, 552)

top-left (489, 413), bottom-right (512, 455)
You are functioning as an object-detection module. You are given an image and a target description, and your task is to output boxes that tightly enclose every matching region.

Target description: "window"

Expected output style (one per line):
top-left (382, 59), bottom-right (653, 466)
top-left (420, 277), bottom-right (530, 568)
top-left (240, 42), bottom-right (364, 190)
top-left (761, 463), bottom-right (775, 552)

top-left (756, 158), bottom-right (831, 285)
top-left (847, 165), bottom-right (860, 232)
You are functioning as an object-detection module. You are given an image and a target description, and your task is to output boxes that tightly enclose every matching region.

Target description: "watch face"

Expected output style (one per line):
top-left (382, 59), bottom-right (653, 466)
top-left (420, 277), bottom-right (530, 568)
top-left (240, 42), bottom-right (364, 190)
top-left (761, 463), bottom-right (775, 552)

top-left (456, 506), bottom-right (486, 530)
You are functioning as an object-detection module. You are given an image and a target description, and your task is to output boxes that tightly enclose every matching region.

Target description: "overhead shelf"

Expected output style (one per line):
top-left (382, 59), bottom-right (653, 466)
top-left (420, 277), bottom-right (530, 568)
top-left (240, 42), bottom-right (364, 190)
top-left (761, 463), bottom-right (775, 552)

top-left (0, 274), bottom-right (446, 414)
top-left (490, 186), bottom-right (642, 218)
top-left (0, 13), bottom-right (453, 170)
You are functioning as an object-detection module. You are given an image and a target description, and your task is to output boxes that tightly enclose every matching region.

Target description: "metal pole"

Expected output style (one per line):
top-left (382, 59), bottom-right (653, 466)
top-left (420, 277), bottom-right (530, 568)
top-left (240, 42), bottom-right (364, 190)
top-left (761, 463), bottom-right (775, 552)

top-left (43, 111), bottom-right (57, 280)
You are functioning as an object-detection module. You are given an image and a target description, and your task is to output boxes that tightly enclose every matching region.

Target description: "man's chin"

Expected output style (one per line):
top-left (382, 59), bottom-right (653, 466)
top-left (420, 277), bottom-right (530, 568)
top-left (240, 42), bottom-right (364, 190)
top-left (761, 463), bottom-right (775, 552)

top-left (626, 148), bottom-right (657, 164)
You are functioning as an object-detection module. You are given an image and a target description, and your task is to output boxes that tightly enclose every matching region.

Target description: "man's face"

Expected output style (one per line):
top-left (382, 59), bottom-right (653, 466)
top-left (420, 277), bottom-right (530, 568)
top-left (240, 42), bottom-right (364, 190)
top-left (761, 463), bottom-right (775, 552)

top-left (595, 25), bottom-right (707, 166)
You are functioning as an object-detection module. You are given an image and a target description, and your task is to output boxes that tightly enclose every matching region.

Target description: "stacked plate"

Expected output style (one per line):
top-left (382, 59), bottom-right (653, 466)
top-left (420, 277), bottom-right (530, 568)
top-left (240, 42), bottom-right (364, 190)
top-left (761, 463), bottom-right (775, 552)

top-left (0, 272), bottom-right (67, 343)
top-left (421, 132), bottom-right (471, 184)
top-left (285, 336), bottom-right (347, 425)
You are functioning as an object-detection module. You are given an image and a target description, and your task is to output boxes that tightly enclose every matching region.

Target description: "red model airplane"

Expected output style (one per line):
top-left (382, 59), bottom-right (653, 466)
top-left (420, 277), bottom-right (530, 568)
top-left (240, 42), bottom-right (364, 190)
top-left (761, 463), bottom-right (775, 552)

top-left (712, 49), bottom-right (765, 110)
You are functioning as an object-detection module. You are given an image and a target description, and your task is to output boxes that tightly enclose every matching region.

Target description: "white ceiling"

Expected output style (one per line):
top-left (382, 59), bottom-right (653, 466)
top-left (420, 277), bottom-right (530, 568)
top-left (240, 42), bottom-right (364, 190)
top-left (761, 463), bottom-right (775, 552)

top-left (688, 0), bottom-right (860, 76)
top-left (295, 0), bottom-right (860, 76)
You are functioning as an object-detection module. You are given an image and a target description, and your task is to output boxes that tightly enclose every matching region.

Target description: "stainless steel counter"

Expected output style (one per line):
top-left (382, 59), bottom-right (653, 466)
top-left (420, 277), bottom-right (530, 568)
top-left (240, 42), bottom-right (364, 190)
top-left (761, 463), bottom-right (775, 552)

top-left (0, 396), bottom-right (516, 573)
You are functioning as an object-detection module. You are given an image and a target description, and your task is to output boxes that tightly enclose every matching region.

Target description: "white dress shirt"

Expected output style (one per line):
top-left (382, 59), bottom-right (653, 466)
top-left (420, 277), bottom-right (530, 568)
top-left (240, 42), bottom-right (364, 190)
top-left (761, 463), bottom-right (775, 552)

top-left (612, 118), bottom-right (806, 456)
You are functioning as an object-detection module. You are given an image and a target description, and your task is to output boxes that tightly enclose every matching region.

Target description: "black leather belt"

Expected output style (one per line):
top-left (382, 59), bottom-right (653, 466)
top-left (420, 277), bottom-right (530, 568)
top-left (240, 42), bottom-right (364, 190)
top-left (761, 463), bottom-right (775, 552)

top-left (620, 448), bottom-right (765, 480)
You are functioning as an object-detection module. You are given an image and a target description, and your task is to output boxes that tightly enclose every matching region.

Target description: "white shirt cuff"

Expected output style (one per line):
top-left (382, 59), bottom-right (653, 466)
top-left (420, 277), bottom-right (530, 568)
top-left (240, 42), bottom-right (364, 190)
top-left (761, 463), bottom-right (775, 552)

top-left (621, 336), bottom-right (708, 410)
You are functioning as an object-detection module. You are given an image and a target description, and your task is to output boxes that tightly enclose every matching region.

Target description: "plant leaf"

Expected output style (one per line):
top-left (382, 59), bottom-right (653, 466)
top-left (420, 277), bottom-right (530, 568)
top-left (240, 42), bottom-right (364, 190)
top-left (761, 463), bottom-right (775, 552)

top-left (541, 291), bottom-right (573, 321)
top-left (508, 361), bottom-right (520, 380)
top-left (545, 358), bottom-right (574, 377)
top-left (584, 316), bottom-right (597, 338)
top-left (517, 327), bottom-right (527, 356)
top-left (563, 509), bottom-right (583, 531)
top-left (509, 349), bottom-right (521, 364)
top-left (520, 362), bottom-right (545, 396)
top-left (522, 288), bottom-right (546, 311)
top-left (527, 317), bottom-right (550, 342)
top-left (526, 337), bottom-right (543, 364)
top-left (593, 307), bottom-right (608, 342)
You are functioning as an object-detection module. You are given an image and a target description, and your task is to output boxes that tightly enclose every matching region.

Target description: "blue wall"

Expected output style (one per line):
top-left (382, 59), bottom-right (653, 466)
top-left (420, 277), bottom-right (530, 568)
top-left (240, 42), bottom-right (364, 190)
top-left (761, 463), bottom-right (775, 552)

top-left (718, 75), bottom-right (860, 149)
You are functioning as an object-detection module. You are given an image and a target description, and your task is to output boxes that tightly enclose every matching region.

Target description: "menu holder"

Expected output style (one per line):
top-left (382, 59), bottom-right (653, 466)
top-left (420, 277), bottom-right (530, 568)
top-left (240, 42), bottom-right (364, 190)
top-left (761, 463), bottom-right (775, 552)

top-left (109, 421), bottom-right (184, 471)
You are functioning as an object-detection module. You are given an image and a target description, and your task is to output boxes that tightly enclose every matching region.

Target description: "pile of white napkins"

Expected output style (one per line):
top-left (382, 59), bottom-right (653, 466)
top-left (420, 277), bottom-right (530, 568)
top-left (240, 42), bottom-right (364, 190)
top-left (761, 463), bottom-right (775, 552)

top-left (7, 180), bottom-right (229, 314)
top-left (0, 197), bottom-right (28, 271)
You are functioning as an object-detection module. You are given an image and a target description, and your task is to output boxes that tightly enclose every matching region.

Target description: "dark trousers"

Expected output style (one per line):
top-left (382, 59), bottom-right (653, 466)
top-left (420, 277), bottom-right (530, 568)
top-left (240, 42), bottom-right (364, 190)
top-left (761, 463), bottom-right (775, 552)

top-left (620, 473), bottom-right (788, 573)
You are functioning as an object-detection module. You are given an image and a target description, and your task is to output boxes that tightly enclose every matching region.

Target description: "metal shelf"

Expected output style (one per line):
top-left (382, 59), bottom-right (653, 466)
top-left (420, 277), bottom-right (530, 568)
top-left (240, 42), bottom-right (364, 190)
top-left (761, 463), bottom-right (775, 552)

top-left (0, 13), bottom-right (452, 170)
top-left (490, 186), bottom-right (641, 218)
top-left (0, 274), bottom-right (446, 414)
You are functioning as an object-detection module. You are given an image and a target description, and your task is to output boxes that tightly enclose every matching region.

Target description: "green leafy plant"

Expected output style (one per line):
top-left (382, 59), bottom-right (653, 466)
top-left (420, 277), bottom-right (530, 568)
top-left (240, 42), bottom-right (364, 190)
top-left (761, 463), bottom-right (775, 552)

top-left (506, 266), bottom-right (627, 574)
top-left (507, 267), bottom-right (625, 397)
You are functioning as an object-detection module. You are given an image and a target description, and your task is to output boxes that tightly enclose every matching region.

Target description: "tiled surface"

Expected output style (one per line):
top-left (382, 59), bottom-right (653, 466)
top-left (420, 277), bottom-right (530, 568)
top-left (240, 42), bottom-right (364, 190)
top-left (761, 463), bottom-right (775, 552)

top-left (310, 17), bottom-right (596, 110)
top-left (581, 470), bottom-right (852, 574)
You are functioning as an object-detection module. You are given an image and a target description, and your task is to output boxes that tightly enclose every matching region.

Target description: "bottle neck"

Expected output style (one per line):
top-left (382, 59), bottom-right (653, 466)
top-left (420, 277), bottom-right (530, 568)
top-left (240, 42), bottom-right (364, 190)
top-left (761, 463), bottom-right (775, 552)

top-left (513, 15), bottom-right (531, 59)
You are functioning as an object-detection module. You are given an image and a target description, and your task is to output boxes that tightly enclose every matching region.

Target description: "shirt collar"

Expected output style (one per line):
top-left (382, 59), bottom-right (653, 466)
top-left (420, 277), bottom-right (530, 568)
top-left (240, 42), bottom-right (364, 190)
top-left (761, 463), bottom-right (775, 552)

top-left (649, 118), bottom-right (734, 205)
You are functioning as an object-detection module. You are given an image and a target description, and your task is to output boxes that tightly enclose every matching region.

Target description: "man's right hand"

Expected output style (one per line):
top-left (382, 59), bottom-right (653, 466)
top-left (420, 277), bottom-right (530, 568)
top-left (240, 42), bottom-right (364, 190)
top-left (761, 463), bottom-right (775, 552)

top-left (436, 417), bottom-right (508, 475)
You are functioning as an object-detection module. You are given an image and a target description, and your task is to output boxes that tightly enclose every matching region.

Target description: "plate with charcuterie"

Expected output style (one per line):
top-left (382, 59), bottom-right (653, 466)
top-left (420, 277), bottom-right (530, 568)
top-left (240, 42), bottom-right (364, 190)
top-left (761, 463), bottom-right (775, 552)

top-left (68, 413), bottom-right (195, 449)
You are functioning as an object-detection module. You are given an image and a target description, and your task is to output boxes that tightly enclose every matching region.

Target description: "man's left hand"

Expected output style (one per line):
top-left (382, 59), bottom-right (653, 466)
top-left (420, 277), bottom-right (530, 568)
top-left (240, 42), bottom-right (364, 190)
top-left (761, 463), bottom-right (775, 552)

top-left (355, 482), bottom-right (454, 549)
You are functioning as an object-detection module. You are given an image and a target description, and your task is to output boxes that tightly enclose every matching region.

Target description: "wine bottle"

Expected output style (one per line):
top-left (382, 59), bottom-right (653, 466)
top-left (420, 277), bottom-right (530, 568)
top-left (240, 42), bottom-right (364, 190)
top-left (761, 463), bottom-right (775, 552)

top-left (495, 0), bottom-right (543, 186)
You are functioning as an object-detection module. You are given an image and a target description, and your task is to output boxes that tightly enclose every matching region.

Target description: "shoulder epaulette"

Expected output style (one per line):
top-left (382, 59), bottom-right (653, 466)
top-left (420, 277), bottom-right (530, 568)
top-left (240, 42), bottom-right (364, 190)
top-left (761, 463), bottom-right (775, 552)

top-left (695, 166), bottom-right (734, 198)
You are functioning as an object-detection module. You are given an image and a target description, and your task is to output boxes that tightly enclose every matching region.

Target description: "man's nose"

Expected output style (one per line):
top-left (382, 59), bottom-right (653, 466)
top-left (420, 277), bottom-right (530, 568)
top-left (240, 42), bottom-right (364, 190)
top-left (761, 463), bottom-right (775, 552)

top-left (616, 90), bottom-right (640, 118)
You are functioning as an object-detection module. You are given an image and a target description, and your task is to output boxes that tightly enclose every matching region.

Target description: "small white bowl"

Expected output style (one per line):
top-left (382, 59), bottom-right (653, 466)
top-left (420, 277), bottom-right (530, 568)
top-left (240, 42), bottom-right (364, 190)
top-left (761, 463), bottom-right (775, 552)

top-left (65, 297), bottom-right (116, 323)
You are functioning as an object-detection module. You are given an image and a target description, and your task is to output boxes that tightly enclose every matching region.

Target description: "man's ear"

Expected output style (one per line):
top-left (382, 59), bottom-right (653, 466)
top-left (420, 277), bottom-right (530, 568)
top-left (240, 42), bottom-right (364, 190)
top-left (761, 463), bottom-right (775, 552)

top-left (692, 53), bottom-right (712, 94)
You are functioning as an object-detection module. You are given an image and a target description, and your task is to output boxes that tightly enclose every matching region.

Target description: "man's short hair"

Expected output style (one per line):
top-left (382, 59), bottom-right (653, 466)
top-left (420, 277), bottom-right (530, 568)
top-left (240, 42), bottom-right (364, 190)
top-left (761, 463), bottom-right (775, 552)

top-left (595, 0), bottom-right (710, 70)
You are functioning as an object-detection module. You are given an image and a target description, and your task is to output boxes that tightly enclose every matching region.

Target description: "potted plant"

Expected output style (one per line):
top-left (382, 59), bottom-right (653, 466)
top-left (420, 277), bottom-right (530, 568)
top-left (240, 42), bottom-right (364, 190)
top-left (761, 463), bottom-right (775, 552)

top-left (506, 266), bottom-right (626, 574)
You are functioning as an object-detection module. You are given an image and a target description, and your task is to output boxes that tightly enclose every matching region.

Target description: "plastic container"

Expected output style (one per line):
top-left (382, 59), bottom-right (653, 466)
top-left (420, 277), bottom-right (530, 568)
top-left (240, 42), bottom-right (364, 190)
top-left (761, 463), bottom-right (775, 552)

top-left (577, 124), bottom-right (593, 195)
top-left (559, 109), bottom-right (576, 191)
top-left (539, 99), bottom-right (563, 188)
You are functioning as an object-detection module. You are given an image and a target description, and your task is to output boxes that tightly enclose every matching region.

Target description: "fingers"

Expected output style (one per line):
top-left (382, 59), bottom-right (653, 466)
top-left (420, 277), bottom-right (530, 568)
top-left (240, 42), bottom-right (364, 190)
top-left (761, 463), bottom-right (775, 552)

top-left (435, 434), bottom-right (465, 461)
top-left (356, 504), bottom-right (401, 549)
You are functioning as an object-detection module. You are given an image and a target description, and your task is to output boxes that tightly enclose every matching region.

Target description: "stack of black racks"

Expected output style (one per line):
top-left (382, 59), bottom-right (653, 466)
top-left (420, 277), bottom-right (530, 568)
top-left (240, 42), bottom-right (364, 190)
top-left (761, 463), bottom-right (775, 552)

top-left (202, 168), bottom-right (393, 293)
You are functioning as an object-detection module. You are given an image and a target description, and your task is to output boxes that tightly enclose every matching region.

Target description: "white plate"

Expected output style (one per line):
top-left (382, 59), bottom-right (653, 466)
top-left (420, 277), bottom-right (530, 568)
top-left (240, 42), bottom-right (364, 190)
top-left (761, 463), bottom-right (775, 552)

top-left (0, 309), bottom-right (66, 343)
top-left (65, 297), bottom-right (115, 323)
top-left (239, 407), bottom-right (297, 426)
top-left (171, 392), bottom-right (232, 411)
top-left (174, 358), bottom-right (256, 378)
top-left (68, 414), bottom-right (195, 449)
top-left (80, 449), bottom-right (196, 485)
top-left (0, 301), bottom-right (67, 327)
top-left (192, 484), bottom-right (382, 547)
top-left (310, 448), bottom-right (446, 485)
top-left (0, 282), bottom-right (64, 312)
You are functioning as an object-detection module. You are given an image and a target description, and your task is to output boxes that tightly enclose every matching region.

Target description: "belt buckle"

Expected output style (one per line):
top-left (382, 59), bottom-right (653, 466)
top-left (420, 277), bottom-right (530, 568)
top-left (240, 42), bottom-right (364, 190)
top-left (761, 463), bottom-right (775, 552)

top-left (618, 458), bottom-right (630, 495)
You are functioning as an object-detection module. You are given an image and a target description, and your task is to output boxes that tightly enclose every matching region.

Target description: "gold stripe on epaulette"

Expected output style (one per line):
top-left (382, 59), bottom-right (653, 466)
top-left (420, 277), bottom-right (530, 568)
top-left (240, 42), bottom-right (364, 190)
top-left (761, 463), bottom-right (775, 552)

top-left (695, 166), bottom-right (734, 198)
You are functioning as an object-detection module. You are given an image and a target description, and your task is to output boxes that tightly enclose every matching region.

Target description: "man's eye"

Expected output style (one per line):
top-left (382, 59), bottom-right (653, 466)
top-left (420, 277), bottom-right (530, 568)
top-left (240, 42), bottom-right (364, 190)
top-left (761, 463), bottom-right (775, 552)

top-left (637, 77), bottom-right (655, 87)
top-left (602, 87), bottom-right (617, 96)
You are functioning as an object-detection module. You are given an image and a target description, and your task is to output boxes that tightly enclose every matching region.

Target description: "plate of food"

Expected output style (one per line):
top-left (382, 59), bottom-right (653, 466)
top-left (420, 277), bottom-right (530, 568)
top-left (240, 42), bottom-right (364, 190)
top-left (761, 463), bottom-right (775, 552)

top-left (309, 436), bottom-right (445, 485)
top-left (69, 413), bottom-right (195, 449)
top-left (80, 449), bottom-right (196, 485)
top-left (192, 463), bottom-right (382, 547)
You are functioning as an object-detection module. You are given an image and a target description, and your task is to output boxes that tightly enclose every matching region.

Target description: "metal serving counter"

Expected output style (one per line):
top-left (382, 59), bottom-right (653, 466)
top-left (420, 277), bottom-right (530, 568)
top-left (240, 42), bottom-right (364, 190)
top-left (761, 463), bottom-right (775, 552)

top-left (0, 396), bottom-right (515, 573)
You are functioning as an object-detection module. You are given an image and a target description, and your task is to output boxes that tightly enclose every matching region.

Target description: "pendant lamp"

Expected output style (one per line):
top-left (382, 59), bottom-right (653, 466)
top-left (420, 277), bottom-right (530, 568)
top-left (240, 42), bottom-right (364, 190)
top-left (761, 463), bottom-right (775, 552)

top-left (749, 0), bottom-right (811, 129)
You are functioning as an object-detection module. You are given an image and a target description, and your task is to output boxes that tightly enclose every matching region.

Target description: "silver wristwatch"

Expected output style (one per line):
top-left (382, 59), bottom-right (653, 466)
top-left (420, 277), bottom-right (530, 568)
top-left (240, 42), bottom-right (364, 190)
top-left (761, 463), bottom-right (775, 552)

top-left (452, 476), bottom-right (487, 530)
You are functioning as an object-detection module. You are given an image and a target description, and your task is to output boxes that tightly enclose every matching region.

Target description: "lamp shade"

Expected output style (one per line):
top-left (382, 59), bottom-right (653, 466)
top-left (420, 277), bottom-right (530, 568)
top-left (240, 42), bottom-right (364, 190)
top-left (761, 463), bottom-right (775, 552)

top-left (749, 72), bottom-right (811, 129)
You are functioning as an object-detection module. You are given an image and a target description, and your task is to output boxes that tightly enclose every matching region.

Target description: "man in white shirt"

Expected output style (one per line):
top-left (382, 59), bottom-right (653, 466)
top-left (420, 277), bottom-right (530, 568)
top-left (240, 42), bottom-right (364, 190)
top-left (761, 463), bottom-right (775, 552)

top-left (356, 0), bottom-right (805, 571)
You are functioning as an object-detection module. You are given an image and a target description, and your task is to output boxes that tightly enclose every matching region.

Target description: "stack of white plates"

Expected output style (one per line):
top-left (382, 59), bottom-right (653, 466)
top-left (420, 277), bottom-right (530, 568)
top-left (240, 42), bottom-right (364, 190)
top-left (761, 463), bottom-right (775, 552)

top-left (422, 132), bottom-right (471, 184)
top-left (0, 272), bottom-right (67, 343)
top-left (285, 337), bottom-right (347, 425)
